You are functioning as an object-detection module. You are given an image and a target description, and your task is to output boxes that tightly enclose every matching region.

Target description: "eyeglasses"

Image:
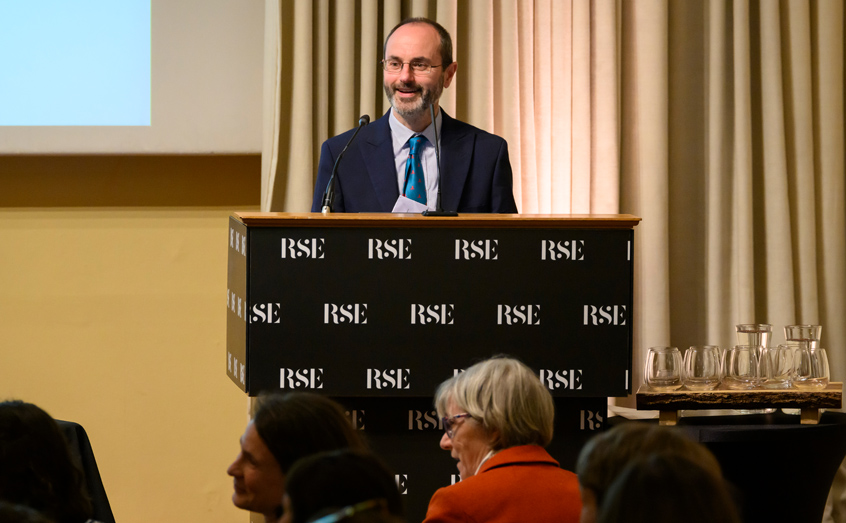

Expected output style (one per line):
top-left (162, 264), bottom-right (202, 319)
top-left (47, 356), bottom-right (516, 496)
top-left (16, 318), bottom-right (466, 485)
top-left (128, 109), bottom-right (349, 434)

top-left (381, 59), bottom-right (444, 75)
top-left (442, 413), bottom-right (472, 439)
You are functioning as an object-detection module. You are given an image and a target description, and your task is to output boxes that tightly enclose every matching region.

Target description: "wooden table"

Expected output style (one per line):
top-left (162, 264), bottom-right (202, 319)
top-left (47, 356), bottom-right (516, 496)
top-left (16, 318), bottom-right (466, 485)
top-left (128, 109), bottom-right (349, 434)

top-left (636, 382), bottom-right (842, 425)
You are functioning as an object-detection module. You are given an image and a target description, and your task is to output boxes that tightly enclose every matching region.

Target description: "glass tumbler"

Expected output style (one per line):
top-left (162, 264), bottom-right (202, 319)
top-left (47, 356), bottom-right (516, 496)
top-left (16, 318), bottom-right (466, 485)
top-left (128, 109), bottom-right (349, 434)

top-left (644, 346), bottom-right (683, 391)
top-left (722, 345), bottom-right (760, 389)
top-left (682, 346), bottom-right (721, 390)
top-left (759, 345), bottom-right (793, 389)
top-left (793, 347), bottom-right (830, 389)
top-left (784, 324), bottom-right (822, 349)
top-left (736, 324), bottom-right (772, 358)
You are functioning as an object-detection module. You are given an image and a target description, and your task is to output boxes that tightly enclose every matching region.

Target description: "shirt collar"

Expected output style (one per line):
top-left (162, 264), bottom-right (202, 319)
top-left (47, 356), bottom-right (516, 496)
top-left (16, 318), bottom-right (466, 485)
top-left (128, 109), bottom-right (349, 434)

top-left (389, 108), bottom-right (442, 148)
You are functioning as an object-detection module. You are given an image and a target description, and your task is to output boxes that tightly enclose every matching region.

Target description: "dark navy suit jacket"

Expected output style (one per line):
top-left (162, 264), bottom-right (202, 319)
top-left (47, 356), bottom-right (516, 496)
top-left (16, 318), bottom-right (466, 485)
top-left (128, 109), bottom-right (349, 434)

top-left (311, 110), bottom-right (518, 213)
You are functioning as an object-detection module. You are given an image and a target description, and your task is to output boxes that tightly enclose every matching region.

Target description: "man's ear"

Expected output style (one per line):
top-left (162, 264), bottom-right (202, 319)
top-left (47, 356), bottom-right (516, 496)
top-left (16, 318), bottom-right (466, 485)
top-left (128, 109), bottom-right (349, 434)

top-left (443, 62), bottom-right (458, 89)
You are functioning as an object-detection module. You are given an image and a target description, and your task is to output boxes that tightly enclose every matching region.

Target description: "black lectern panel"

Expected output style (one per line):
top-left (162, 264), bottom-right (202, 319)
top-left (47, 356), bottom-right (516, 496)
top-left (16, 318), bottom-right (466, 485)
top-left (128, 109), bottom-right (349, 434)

top-left (226, 214), bottom-right (637, 398)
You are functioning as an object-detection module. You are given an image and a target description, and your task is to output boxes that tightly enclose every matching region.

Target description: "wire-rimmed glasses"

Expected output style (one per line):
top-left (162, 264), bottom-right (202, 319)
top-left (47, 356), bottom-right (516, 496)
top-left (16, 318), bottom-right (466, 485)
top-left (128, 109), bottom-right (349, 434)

top-left (442, 413), bottom-right (472, 438)
top-left (381, 59), bottom-right (444, 75)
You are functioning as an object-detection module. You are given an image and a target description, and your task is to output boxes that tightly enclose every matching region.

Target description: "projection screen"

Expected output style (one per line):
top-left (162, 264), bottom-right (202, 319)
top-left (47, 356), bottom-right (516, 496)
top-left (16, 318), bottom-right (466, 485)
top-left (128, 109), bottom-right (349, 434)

top-left (0, 0), bottom-right (264, 154)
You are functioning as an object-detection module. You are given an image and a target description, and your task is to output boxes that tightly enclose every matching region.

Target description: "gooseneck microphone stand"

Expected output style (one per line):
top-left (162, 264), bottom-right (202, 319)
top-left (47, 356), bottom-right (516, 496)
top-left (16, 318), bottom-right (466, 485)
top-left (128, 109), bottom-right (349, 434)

top-left (422, 103), bottom-right (458, 217)
top-left (321, 114), bottom-right (370, 214)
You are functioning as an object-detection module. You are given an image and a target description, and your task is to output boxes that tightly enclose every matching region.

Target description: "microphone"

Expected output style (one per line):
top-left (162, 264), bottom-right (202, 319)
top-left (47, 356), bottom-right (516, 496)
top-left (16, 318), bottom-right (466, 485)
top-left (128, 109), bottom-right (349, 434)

top-left (422, 103), bottom-right (458, 217)
top-left (321, 114), bottom-right (370, 214)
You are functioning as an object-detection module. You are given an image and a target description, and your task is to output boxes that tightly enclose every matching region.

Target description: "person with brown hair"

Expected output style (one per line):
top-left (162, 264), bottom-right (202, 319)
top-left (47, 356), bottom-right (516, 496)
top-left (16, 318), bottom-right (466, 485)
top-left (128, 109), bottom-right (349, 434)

top-left (575, 422), bottom-right (731, 523)
top-left (226, 392), bottom-right (367, 523)
top-left (597, 452), bottom-right (741, 523)
top-left (0, 400), bottom-right (94, 523)
top-left (280, 449), bottom-right (405, 523)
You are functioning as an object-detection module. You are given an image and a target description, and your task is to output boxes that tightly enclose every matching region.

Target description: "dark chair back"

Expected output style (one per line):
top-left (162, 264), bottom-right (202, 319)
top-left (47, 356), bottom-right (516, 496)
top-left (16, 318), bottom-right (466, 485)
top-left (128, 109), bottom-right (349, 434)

top-left (56, 420), bottom-right (115, 523)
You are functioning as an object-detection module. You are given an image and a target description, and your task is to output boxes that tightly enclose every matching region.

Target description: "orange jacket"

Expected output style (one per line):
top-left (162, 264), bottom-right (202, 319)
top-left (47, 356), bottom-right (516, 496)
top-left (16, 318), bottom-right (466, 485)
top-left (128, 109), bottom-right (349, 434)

top-left (422, 445), bottom-right (582, 523)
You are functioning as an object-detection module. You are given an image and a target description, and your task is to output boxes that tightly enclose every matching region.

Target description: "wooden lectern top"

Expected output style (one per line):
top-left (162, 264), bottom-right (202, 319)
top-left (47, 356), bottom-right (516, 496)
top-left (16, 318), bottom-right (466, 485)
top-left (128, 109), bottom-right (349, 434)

top-left (231, 212), bottom-right (642, 229)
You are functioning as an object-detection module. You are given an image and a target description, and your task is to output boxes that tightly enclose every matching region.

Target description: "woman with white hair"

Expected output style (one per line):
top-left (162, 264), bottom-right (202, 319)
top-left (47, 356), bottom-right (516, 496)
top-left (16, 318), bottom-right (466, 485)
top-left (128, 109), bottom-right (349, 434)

top-left (422, 356), bottom-right (581, 523)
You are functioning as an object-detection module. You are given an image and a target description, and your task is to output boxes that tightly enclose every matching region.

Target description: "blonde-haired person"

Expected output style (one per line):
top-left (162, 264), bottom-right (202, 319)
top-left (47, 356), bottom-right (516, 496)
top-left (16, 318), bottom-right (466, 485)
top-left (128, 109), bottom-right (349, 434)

top-left (422, 356), bottom-right (581, 523)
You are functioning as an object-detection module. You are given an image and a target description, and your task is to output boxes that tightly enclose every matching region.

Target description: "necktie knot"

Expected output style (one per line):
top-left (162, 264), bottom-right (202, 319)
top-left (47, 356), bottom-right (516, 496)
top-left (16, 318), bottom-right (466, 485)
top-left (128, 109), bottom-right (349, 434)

top-left (409, 134), bottom-right (426, 155)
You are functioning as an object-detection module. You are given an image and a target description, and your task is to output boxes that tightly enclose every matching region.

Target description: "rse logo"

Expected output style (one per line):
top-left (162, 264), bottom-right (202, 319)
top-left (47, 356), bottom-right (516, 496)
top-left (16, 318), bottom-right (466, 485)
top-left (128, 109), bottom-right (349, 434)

top-left (539, 369), bottom-right (583, 390)
top-left (411, 304), bottom-right (454, 325)
top-left (250, 303), bottom-right (281, 324)
top-left (395, 474), bottom-right (408, 495)
top-left (227, 289), bottom-right (247, 322)
top-left (580, 410), bottom-right (604, 430)
top-left (227, 352), bottom-right (246, 385)
top-left (583, 305), bottom-right (627, 326)
top-left (345, 410), bottom-right (366, 430)
top-left (368, 239), bottom-right (411, 259)
top-left (281, 238), bottom-right (325, 259)
top-left (497, 305), bottom-right (541, 325)
top-left (408, 410), bottom-right (442, 430)
top-left (541, 240), bottom-right (584, 261)
top-left (455, 239), bottom-right (498, 260)
top-left (324, 304), bottom-right (368, 324)
top-left (366, 369), bottom-right (410, 390)
top-left (280, 368), bottom-right (324, 389)
top-left (230, 228), bottom-right (246, 256)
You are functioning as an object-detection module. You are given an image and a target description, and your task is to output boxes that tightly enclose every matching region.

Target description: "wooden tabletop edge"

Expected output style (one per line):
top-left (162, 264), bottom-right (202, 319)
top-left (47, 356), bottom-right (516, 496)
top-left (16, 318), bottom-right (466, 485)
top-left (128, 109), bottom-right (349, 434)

top-left (230, 212), bottom-right (643, 228)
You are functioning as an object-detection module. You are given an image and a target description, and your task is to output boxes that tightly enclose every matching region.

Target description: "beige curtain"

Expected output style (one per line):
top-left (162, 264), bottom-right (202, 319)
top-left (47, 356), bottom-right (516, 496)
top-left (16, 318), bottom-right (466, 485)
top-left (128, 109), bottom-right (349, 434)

top-left (263, 0), bottom-right (845, 519)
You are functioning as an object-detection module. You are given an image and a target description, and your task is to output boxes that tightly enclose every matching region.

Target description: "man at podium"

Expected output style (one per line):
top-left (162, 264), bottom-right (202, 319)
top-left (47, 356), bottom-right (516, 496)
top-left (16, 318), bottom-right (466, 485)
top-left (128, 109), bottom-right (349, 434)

top-left (311, 17), bottom-right (518, 214)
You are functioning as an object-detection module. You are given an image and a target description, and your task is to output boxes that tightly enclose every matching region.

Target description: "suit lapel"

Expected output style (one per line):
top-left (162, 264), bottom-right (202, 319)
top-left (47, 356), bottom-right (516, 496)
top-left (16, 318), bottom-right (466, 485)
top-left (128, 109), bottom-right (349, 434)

top-left (360, 111), bottom-right (400, 211)
top-left (438, 112), bottom-right (473, 211)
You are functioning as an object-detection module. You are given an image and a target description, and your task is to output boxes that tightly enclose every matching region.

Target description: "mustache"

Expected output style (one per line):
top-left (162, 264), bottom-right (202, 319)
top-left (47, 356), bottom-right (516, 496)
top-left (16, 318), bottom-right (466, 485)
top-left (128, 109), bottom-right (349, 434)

top-left (392, 81), bottom-right (420, 91)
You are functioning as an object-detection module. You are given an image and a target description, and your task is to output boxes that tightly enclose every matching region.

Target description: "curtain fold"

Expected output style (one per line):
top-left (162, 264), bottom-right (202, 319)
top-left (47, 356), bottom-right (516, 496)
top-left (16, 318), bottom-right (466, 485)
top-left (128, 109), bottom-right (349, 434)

top-left (591, 0), bottom-right (621, 214)
top-left (622, 0), bottom-right (672, 400)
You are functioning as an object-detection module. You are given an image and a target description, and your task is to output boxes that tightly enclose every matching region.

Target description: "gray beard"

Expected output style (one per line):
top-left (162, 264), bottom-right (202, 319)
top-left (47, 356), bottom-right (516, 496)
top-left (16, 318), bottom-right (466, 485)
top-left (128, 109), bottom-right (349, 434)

top-left (384, 81), bottom-right (442, 120)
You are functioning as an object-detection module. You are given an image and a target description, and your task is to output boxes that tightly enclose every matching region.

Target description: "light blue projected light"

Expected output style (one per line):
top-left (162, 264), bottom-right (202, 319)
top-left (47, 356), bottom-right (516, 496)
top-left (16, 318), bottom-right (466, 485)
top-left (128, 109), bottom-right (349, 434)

top-left (0, 0), bottom-right (151, 126)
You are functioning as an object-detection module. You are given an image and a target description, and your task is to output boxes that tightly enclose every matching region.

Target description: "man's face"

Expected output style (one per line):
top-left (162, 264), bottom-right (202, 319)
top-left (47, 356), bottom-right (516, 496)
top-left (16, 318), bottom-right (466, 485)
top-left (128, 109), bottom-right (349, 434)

top-left (226, 421), bottom-right (285, 518)
top-left (383, 22), bottom-right (456, 121)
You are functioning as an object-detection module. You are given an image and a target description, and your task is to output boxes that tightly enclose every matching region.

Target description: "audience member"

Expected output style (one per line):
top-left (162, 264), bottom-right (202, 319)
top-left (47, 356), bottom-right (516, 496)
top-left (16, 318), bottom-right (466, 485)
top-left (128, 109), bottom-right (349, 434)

top-left (575, 422), bottom-right (727, 523)
top-left (0, 400), bottom-right (95, 523)
top-left (281, 449), bottom-right (404, 523)
top-left (227, 392), bottom-right (367, 523)
top-left (597, 452), bottom-right (741, 523)
top-left (422, 356), bottom-right (581, 523)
